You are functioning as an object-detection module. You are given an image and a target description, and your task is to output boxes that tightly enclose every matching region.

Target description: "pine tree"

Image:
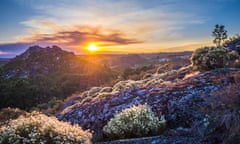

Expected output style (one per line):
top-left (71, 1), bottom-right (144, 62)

top-left (212, 24), bottom-right (228, 47)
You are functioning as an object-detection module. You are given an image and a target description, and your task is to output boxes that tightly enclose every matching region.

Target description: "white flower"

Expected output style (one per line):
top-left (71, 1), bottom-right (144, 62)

top-left (103, 104), bottom-right (166, 139)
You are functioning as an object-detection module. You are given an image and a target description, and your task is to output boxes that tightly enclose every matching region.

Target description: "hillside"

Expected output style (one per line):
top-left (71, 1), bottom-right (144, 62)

top-left (0, 45), bottom-right (117, 110)
top-left (1, 44), bottom-right (240, 143)
top-left (58, 66), bottom-right (240, 143)
top-left (0, 45), bottom-right (191, 111)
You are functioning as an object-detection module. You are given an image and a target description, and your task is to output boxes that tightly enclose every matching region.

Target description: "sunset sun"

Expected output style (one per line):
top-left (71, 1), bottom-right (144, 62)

top-left (87, 44), bottom-right (98, 52)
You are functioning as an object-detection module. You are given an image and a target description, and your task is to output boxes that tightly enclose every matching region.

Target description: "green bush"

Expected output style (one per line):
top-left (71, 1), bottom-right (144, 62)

top-left (191, 47), bottom-right (239, 70)
top-left (0, 111), bottom-right (92, 144)
top-left (103, 104), bottom-right (166, 140)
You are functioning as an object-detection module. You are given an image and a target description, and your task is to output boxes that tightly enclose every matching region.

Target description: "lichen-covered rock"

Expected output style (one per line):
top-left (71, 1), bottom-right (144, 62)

top-left (59, 68), bottom-right (240, 143)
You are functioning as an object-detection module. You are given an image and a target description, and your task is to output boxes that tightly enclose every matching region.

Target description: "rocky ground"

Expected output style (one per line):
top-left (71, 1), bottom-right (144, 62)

top-left (58, 67), bottom-right (240, 143)
top-left (96, 135), bottom-right (203, 144)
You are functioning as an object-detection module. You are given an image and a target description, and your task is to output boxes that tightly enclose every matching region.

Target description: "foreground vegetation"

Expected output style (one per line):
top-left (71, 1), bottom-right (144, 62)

top-left (103, 104), bottom-right (166, 140)
top-left (0, 110), bottom-right (92, 144)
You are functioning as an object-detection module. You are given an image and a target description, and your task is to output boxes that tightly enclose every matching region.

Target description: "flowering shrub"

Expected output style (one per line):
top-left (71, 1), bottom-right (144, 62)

top-left (0, 108), bottom-right (27, 127)
top-left (103, 104), bottom-right (166, 140)
top-left (0, 111), bottom-right (92, 144)
top-left (191, 47), bottom-right (239, 70)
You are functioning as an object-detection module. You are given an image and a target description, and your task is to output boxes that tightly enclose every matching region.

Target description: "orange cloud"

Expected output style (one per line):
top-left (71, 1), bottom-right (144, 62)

top-left (19, 26), bottom-right (143, 51)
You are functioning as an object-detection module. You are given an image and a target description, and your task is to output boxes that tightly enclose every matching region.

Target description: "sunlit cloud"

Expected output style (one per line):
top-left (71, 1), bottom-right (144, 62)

top-left (18, 24), bottom-right (142, 52)
top-left (0, 50), bottom-right (12, 55)
top-left (17, 0), bottom-right (208, 52)
top-left (4, 0), bottom-right (238, 57)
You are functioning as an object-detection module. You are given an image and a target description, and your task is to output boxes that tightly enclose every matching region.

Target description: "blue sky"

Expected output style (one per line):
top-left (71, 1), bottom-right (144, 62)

top-left (0, 0), bottom-right (240, 57)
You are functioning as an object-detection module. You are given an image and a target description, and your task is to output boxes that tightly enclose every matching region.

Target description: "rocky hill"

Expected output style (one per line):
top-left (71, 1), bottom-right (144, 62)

top-left (0, 45), bottom-right (114, 78)
top-left (58, 66), bottom-right (240, 143)
top-left (0, 45), bottom-right (117, 110)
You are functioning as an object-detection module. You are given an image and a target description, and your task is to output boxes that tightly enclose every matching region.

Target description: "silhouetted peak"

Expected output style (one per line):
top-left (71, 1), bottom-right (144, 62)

top-left (26, 45), bottom-right (63, 53)
top-left (52, 45), bottom-right (62, 50)
top-left (27, 45), bottom-right (43, 53)
top-left (22, 45), bottom-right (74, 57)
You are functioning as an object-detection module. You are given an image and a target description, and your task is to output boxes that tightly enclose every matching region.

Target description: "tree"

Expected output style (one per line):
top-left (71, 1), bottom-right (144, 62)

top-left (212, 24), bottom-right (228, 47)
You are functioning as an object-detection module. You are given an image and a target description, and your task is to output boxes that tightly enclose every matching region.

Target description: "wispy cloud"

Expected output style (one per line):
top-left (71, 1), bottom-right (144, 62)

top-left (0, 50), bottom-right (12, 55)
top-left (18, 23), bottom-right (142, 49)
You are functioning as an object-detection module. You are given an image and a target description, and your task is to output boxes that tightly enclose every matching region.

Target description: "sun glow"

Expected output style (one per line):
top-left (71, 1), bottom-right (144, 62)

top-left (87, 44), bottom-right (98, 52)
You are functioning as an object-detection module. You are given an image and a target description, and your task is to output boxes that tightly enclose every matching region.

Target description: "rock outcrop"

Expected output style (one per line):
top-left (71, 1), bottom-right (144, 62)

top-left (58, 67), bottom-right (240, 143)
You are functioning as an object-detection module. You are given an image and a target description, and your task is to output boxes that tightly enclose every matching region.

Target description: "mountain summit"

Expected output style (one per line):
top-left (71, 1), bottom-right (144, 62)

top-left (1, 45), bottom-right (76, 78)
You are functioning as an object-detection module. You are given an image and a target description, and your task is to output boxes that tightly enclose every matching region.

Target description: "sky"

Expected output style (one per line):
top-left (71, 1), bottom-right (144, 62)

top-left (0, 0), bottom-right (240, 58)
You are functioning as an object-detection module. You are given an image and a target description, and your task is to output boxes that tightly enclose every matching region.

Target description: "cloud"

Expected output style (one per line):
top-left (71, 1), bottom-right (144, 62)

top-left (1, 0), bottom-right (212, 56)
top-left (20, 0), bottom-right (208, 45)
top-left (0, 50), bottom-right (11, 55)
top-left (18, 24), bottom-right (143, 49)
top-left (0, 42), bottom-right (33, 57)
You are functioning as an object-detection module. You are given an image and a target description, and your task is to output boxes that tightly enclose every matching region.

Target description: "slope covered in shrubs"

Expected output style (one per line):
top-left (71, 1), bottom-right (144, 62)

top-left (0, 45), bottom-right (117, 111)
top-left (59, 44), bottom-right (240, 143)
top-left (60, 66), bottom-right (190, 110)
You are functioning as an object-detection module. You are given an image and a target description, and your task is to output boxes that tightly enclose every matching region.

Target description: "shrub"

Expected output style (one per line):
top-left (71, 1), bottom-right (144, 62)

top-left (103, 104), bottom-right (166, 140)
top-left (0, 108), bottom-right (27, 127)
top-left (0, 111), bottom-right (92, 144)
top-left (191, 47), bottom-right (239, 70)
